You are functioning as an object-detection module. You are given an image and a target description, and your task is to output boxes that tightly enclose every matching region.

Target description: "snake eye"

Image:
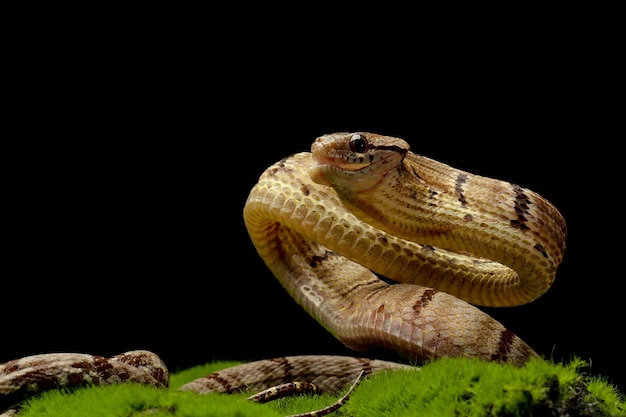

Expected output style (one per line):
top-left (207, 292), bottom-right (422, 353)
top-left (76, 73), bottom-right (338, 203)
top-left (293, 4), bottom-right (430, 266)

top-left (349, 134), bottom-right (368, 154)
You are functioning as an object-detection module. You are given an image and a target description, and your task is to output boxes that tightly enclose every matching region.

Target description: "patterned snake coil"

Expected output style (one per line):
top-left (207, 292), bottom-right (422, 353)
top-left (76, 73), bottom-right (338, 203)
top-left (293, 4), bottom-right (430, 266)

top-left (1, 132), bottom-right (567, 415)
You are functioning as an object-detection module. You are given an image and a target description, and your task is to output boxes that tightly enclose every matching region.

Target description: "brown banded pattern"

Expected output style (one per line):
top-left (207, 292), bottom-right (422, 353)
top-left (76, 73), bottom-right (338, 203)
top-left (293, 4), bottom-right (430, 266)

top-left (178, 355), bottom-right (413, 395)
top-left (244, 132), bottom-right (566, 368)
top-left (0, 351), bottom-right (168, 414)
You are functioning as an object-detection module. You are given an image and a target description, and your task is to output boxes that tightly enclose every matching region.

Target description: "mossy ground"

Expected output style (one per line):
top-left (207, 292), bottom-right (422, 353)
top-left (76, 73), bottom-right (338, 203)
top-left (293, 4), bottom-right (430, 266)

top-left (11, 357), bottom-right (625, 417)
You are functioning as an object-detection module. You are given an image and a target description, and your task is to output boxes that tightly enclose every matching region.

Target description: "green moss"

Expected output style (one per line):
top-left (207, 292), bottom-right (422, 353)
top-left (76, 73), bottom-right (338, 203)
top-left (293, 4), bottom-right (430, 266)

top-left (11, 357), bottom-right (625, 417)
top-left (16, 383), bottom-right (281, 417)
top-left (587, 376), bottom-right (626, 417)
top-left (342, 356), bottom-right (625, 417)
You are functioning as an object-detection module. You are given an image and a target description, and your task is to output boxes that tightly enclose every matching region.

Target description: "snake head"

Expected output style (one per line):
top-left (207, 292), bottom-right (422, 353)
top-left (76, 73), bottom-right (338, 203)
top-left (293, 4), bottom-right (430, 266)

top-left (309, 132), bottom-right (409, 193)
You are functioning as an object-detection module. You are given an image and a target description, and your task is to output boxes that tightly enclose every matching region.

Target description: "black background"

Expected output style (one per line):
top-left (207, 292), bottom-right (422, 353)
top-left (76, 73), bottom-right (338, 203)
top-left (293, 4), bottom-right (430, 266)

top-left (3, 10), bottom-right (623, 397)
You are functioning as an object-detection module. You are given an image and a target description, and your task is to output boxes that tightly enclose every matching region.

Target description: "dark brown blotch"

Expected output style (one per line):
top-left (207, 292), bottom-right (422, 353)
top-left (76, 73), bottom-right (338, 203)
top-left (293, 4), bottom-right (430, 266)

top-left (270, 357), bottom-right (294, 378)
top-left (411, 167), bottom-right (423, 181)
top-left (357, 357), bottom-right (375, 376)
top-left (510, 219), bottom-right (530, 230)
top-left (309, 254), bottom-right (327, 268)
top-left (490, 328), bottom-right (515, 362)
top-left (534, 243), bottom-right (549, 258)
top-left (93, 356), bottom-right (115, 379)
top-left (204, 372), bottom-right (236, 393)
top-left (66, 367), bottom-right (89, 386)
top-left (412, 289), bottom-right (437, 314)
top-left (455, 173), bottom-right (468, 207)
top-left (510, 184), bottom-right (531, 230)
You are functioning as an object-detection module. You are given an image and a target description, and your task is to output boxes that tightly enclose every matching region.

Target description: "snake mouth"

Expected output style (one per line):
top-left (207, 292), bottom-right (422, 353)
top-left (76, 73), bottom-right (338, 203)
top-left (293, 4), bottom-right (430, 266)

top-left (310, 150), bottom-right (401, 191)
top-left (308, 157), bottom-right (369, 188)
top-left (308, 155), bottom-right (397, 191)
top-left (313, 154), bottom-right (372, 171)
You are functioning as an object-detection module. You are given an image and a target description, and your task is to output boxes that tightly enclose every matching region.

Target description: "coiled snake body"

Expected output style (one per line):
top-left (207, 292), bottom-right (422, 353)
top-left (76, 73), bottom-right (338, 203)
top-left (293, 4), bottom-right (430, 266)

top-left (1, 132), bottom-right (567, 415)
top-left (244, 132), bottom-right (565, 363)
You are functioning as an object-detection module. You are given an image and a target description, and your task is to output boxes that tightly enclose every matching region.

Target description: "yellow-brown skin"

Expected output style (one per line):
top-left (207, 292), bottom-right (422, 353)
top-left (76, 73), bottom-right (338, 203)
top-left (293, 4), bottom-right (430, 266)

top-left (308, 132), bottom-right (566, 306)
top-left (243, 132), bottom-right (566, 369)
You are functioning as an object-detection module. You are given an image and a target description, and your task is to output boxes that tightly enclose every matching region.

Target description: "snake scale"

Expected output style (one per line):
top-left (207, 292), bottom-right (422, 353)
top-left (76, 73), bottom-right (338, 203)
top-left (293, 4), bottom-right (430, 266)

top-left (1, 132), bottom-right (567, 415)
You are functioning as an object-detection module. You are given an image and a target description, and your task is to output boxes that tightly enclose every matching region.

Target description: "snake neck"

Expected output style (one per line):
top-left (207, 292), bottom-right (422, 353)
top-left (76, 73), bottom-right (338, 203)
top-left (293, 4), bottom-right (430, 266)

top-left (322, 150), bottom-right (566, 305)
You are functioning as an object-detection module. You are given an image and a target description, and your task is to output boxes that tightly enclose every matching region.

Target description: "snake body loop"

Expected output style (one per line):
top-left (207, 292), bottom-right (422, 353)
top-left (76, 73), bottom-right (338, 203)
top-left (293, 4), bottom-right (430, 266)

top-left (243, 132), bottom-right (566, 365)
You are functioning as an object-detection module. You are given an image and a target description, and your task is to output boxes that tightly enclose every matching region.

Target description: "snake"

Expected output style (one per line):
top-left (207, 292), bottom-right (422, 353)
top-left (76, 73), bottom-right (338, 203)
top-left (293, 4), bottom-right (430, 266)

top-left (0, 132), bottom-right (567, 415)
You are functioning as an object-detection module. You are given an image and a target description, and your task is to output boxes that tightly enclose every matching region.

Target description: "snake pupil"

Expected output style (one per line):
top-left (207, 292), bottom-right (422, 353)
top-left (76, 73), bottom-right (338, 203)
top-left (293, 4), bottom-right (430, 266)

top-left (349, 134), bottom-right (368, 153)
